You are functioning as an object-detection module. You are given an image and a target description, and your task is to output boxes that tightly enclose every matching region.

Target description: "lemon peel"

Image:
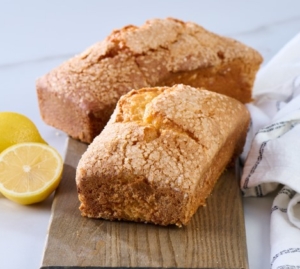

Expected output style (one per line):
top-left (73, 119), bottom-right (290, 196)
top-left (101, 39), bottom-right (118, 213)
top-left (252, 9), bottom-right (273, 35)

top-left (0, 112), bottom-right (47, 153)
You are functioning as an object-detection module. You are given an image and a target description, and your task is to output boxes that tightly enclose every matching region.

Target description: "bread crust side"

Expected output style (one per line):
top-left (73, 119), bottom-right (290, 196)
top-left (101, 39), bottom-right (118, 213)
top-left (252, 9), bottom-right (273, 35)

top-left (76, 84), bottom-right (250, 226)
top-left (36, 18), bottom-right (261, 143)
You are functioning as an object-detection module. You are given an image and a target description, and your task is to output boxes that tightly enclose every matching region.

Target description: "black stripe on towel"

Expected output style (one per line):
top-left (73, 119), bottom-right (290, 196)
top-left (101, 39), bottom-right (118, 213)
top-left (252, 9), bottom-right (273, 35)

top-left (271, 248), bottom-right (300, 268)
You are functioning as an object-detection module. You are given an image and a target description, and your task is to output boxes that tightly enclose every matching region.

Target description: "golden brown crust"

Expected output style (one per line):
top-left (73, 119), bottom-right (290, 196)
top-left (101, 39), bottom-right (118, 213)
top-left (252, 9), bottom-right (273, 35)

top-left (76, 84), bottom-right (250, 226)
top-left (36, 17), bottom-right (261, 143)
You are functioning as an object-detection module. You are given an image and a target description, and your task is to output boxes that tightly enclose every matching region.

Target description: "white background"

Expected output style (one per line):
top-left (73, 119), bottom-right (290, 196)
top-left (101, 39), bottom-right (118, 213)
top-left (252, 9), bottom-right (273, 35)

top-left (1, 1), bottom-right (300, 268)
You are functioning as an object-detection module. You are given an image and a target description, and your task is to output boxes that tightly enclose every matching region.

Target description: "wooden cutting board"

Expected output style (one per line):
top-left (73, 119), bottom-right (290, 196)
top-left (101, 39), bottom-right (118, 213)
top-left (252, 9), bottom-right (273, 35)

top-left (41, 138), bottom-right (248, 269)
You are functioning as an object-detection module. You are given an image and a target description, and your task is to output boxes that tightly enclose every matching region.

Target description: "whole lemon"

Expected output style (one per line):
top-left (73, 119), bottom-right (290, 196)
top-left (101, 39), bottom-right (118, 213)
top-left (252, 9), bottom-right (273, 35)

top-left (0, 112), bottom-right (47, 152)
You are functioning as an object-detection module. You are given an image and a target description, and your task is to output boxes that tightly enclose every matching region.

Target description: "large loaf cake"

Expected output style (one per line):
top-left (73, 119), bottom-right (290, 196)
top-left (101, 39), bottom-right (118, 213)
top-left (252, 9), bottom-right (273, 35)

top-left (36, 18), bottom-right (262, 143)
top-left (76, 84), bottom-right (250, 226)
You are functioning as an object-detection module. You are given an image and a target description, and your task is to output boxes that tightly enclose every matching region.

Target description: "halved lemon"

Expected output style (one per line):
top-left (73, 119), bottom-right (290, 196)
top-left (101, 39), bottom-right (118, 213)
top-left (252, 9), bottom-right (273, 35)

top-left (0, 142), bottom-right (63, 205)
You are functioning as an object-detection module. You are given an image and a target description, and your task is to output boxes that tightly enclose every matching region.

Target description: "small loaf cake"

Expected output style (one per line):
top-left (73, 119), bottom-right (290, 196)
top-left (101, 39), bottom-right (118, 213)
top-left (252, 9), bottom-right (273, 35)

top-left (76, 84), bottom-right (250, 226)
top-left (36, 18), bottom-right (262, 143)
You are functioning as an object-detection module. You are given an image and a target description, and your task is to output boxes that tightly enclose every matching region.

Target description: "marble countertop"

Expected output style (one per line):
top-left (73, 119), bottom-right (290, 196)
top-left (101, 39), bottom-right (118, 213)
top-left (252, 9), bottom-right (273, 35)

top-left (1, 1), bottom-right (300, 268)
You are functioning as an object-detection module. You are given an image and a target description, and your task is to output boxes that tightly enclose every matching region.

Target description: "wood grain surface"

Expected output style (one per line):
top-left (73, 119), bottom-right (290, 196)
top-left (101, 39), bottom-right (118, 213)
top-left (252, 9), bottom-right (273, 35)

top-left (41, 138), bottom-right (248, 269)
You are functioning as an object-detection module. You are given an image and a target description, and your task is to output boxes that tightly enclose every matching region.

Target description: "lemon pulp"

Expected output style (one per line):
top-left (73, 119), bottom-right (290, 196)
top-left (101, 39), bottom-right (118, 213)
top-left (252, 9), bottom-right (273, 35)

top-left (0, 143), bottom-right (63, 205)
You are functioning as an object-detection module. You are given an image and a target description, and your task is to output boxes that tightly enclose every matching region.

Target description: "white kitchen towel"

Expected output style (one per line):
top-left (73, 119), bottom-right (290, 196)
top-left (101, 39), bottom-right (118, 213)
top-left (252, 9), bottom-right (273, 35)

top-left (240, 32), bottom-right (300, 268)
top-left (269, 186), bottom-right (300, 269)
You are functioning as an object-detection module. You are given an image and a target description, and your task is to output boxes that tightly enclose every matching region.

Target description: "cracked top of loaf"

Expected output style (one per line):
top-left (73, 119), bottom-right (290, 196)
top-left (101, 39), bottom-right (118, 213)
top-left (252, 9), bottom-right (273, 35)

top-left (39, 18), bottom-right (262, 110)
top-left (76, 84), bottom-right (248, 191)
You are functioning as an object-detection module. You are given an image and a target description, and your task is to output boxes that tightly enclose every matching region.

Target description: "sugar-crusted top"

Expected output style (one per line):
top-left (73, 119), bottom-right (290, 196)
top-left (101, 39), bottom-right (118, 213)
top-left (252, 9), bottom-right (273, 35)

top-left (38, 18), bottom-right (262, 113)
top-left (76, 84), bottom-right (249, 192)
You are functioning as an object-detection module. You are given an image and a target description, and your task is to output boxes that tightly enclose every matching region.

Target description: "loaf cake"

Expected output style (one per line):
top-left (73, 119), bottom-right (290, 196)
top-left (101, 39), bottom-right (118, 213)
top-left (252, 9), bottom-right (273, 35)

top-left (36, 18), bottom-right (262, 143)
top-left (76, 84), bottom-right (250, 226)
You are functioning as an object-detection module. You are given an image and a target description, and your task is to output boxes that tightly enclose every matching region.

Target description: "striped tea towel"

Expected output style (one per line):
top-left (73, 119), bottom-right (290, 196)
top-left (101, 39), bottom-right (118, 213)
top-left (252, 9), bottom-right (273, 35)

top-left (240, 32), bottom-right (300, 269)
